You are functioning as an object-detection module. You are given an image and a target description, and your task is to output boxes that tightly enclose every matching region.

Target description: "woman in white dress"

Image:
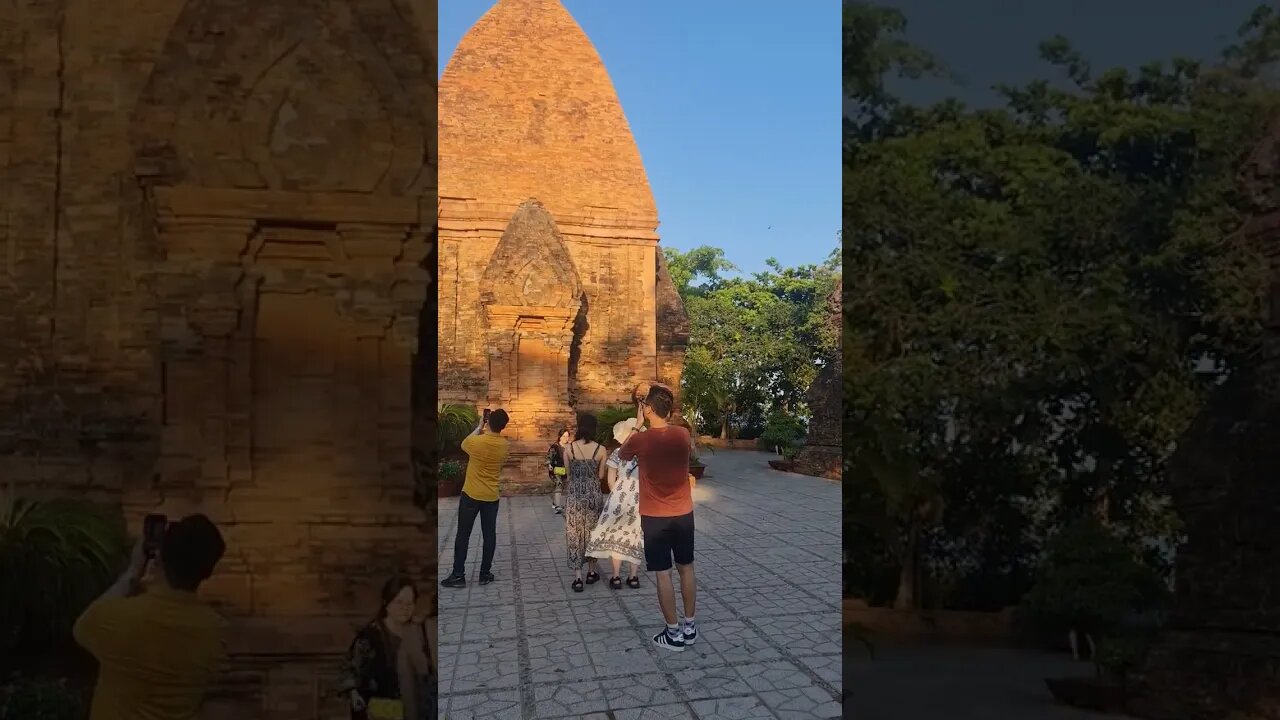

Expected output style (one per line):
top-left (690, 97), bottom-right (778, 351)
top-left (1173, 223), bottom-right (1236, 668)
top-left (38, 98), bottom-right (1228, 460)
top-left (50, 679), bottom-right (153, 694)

top-left (586, 418), bottom-right (645, 589)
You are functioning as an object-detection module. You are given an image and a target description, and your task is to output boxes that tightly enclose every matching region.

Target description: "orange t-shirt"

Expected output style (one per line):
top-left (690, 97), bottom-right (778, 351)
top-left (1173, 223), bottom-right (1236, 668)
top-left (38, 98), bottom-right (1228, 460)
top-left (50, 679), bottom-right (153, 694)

top-left (619, 425), bottom-right (692, 517)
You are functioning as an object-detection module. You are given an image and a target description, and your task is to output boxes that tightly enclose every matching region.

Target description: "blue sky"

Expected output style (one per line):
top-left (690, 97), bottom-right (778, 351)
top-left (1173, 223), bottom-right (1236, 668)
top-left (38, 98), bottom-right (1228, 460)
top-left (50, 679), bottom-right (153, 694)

top-left (440, 1), bottom-right (841, 276)
top-left (881, 0), bottom-right (1262, 107)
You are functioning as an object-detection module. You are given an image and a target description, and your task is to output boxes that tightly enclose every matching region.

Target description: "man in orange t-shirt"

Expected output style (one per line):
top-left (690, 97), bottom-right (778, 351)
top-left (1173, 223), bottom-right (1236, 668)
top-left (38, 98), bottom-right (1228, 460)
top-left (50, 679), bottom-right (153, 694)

top-left (618, 383), bottom-right (697, 652)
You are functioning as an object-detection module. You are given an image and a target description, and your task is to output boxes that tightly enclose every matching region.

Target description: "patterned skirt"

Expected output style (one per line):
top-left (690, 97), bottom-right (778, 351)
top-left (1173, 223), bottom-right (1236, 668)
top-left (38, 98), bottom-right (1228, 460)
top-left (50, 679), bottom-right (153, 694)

top-left (586, 461), bottom-right (644, 567)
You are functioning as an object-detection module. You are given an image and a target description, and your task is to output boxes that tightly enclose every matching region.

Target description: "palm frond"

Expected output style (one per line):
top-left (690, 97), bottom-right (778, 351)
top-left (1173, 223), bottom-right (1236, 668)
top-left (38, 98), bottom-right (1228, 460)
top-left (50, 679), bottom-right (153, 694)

top-left (437, 403), bottom-right (479, 454)
top-left (0, 488), bottom-right (127, 655)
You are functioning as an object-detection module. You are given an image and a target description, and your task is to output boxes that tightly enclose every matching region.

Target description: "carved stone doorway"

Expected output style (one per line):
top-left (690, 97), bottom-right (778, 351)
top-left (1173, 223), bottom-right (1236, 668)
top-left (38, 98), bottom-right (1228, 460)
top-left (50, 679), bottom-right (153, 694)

top-left (134, 187), bottom-right (429, 719)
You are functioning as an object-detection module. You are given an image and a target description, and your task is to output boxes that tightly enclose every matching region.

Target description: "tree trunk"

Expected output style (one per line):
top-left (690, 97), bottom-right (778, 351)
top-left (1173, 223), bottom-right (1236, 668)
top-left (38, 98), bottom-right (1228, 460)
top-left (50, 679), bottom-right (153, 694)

top-left (894, 523), bottom-right (920, 610)
top-left (720, 414), bottom-right (730, 440)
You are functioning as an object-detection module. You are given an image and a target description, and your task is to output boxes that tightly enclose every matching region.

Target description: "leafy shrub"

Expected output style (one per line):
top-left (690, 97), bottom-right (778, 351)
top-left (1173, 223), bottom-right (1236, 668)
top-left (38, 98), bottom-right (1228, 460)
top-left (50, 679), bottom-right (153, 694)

top-left (1095, 635), bottom-right (1151, 683)
top-left (0, 487), bottom-right (127, 656)
top-left (439, 460), bottom-right (463, 482)
top-left (760, 412), bottom-right (806, 453)
top-left (1021, 519), bottom-right (1165, 638)
top-left (0, 675), bottom-right (88, 720)
top-left (593, 406), bottom-right (636, 445)
top-left (437, 404), bottom-right (479, 455)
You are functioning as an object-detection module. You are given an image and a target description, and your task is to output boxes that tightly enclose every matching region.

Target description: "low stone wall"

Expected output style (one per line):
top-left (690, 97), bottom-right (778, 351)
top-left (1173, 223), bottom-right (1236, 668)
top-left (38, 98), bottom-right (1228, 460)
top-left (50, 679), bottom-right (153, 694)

top-left (698, 436), bottom-right (761, 451)
top-left (844, 599), bottom-right (1018, 645)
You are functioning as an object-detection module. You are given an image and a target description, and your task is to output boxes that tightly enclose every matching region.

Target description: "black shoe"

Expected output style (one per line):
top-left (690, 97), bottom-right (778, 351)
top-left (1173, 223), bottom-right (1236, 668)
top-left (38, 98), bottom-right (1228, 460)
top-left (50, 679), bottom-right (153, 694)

top-left (683, 624), bottom-right (697, 645)
top-left (440, 574), bottom-right (466, 588)
top-left (479, 572), bottom-right (495, 585)
top-left (652, 628), bottom-right (685, 652)
top-left (553, 506), bottom-right (563, 514)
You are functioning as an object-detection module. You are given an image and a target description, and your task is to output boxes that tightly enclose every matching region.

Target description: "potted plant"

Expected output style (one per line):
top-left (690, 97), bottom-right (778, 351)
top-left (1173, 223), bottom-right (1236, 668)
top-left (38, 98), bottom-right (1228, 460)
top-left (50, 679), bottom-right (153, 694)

top-left (437, 460), bottom-right (463, 498)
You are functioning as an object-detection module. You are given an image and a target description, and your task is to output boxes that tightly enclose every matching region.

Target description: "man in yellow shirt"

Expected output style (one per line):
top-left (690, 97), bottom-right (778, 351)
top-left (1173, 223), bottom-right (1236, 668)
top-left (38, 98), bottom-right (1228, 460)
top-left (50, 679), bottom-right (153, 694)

top-left (441, 407), bottom-right (510, 588)
top-left (73, 514), bottom-right (227, 720)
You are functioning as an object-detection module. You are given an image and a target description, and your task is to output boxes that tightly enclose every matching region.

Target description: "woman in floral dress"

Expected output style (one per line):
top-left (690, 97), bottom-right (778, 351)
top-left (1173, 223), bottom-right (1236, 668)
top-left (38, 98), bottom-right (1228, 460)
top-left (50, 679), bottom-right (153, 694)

top-left (564, 412), bottom-right (608, 592)
top-left (587, 418), bottom-right (645, 589)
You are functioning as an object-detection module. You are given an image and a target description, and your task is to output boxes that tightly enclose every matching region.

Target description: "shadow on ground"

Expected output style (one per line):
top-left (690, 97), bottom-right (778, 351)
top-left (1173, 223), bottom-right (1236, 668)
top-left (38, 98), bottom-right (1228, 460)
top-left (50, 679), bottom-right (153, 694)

top-left (846, 644), bottom-right (1129, 719)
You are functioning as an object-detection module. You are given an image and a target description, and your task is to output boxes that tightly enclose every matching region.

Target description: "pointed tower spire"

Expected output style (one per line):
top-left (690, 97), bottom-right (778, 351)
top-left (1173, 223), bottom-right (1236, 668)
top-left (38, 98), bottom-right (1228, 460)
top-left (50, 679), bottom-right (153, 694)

top-left (439, 0), bottom-right (657, 224)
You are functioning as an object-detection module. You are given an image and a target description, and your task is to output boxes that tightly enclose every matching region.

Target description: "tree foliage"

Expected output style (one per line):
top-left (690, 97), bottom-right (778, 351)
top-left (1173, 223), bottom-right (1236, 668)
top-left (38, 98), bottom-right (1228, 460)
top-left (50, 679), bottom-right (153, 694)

top-left (1021, 518), bottom-right (1166, 634)
top-left (669, 247), bottom-right (839, 439)
top-left (843, 1), bottom-right (1280, 608)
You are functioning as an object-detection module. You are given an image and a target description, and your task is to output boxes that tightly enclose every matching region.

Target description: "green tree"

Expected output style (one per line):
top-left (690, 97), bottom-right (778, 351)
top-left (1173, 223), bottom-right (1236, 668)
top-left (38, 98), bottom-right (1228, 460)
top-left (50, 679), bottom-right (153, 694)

top-left (678, 253), bottom-right (838, 439)
top-left (663, 246), bottom-right (737, 300)
top-left (844, 3), bottom-right (1280, 608)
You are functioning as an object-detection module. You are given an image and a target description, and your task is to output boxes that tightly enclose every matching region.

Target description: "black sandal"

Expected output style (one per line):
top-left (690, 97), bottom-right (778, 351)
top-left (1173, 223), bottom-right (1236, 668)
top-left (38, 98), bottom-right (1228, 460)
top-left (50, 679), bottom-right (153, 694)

top-left (626, 576), bottom-right (640, 589)
top-left (585, 571), bottom-right (600, 585)
top-left (609, 576), bottom-right (623, 589)
top-left (572, 578), bottom-right (584, 592)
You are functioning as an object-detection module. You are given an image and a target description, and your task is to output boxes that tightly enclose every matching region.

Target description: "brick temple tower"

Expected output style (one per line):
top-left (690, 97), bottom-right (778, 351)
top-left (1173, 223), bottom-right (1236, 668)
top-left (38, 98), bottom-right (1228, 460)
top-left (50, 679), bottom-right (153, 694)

top-left (0, 1), bottom-right (436, 716)
top-left (438, 0), bottom-right (688, 489)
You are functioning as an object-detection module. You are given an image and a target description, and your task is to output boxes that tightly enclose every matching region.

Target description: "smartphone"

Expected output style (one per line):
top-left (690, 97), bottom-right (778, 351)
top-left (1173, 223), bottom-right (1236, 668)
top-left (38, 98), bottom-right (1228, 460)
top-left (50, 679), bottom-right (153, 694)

top-left (143, 513), bottom-right (167, 559)
top-left (482, 408), bottom-right (491, 424)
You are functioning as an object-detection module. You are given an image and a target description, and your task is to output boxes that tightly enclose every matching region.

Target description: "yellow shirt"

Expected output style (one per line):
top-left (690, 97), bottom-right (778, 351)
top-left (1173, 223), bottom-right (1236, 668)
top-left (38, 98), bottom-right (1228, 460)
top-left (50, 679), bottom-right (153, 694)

top-left (460, 431), bottom-right (509, 501)
top-left (73, 585), bottom-right (226, 720)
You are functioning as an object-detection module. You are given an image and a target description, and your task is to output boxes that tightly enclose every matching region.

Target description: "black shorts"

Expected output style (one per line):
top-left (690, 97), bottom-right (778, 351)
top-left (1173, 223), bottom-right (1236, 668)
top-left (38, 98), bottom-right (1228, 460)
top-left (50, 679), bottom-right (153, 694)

top-left (641, 512), bottom-right (695, 571)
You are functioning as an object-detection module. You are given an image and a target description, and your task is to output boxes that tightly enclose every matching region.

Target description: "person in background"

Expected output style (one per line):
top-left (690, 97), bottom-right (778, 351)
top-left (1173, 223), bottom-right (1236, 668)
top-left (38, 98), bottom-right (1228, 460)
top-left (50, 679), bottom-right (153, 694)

top-left (338, 576), bottom-right (432, 720)
top-left (441, 408), bottom-right (510, 589)
top-left (586, 417), bottom-right (645, 590)
top-left (73, 514), bottom-right (227, 720)
top-left (547, 427), bottom-right (570, 514)
top-left (564, 412), bottom-right (608, 592)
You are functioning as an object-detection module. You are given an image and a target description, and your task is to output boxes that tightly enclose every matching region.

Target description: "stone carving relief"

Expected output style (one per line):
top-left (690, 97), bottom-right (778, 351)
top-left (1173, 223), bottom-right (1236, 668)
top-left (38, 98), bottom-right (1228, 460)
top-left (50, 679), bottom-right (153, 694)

top-left (478, 200), bottom-right (584, 440)
top-left (131, 0), bottom-right (433, 195)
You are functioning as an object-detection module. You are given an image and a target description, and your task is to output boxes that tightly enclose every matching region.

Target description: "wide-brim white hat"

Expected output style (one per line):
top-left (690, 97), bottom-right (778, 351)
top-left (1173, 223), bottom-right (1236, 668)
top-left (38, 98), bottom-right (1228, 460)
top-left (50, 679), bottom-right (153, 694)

top-left (613, 418), bottom-right (641, 444)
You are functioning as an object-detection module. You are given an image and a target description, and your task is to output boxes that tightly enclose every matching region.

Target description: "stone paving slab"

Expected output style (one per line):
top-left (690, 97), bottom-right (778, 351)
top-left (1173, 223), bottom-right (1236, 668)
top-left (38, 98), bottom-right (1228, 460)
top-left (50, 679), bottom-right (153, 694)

top-left (847, 645), bottom-right (1109, 720)
top-left (438, 450), bottom-right (842, 719)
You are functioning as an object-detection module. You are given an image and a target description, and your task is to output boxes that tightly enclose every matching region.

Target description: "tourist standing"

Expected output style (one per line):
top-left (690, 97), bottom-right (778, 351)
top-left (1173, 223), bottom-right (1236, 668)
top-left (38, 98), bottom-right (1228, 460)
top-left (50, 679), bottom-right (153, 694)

top-left (547, 427), bottom-right (570, 514)
top-left (337, 576), bottom-right (433, 720)
top-left (564, 412), bottom-right (607, 592)
top-left (73, 515), bottom-right (227, 720)
top-left (586, 418), bottom-right (645, 589)
top-left (618, 384), bottom-right (698, 651)
top-left (441, 408), bottom-right (510, 588)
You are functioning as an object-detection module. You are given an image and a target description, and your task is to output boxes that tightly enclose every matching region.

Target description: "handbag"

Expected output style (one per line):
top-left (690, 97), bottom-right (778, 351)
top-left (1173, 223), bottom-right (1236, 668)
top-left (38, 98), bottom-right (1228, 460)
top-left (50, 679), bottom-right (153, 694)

top-left (553, 466), bottom-right (566, 476)
top-left (367, 697), bottom-right (404, 720)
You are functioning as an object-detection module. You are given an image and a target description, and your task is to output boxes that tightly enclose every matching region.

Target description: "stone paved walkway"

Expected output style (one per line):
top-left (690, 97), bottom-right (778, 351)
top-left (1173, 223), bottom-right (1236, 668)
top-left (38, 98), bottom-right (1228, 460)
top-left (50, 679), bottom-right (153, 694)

top-left (438, 450), bottom-right (843, 719)
top-left (847, 645), bottom-right (1107, 720)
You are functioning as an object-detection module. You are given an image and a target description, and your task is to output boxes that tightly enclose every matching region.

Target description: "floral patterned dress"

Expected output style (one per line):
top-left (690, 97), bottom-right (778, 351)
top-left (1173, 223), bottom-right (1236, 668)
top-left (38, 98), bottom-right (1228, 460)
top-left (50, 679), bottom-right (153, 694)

top-left (564, 442), bottom-right (606, 570)
top-left (586, 449), bottom-right (644, 567)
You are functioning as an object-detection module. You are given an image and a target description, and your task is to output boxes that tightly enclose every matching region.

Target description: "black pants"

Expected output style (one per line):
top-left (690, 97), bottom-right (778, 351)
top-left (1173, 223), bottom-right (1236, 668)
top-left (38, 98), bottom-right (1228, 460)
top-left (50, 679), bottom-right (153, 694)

top-left (452, 491), bottom-right (499, 576)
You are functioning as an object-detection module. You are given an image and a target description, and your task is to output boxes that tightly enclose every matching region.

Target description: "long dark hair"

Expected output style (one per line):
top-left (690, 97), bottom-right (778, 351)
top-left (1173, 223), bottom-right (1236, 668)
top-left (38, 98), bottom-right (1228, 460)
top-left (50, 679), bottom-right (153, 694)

top-left (573, 412), bottom-right (598, 443)
top-left (377, 575), bottom-right (417, 619)
top-left (555, 426), bottom-right (570, 444)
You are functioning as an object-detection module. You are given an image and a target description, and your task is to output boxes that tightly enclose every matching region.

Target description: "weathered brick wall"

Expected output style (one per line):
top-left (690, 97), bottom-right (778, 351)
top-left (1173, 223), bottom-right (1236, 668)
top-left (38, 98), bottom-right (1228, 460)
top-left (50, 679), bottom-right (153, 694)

top-left (0, 0), bottom-right (437, 717)
top-left (437, 0), bottom-right (687, 492)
